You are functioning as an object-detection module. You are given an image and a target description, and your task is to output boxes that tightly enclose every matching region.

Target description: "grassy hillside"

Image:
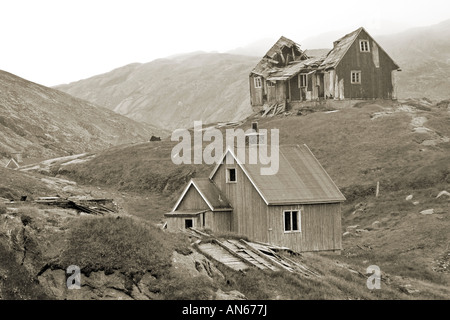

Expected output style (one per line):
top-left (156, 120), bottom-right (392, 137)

top-left (0, 69), bottom-right (166, 165)
top-left (55, 53), bottom-right (258, 131)
top-left (42, 99), bottom-right (450, 296)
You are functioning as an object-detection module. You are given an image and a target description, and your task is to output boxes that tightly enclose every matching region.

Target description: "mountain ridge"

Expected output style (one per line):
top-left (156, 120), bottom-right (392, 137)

top-left (0, 69), bottom-right (166, 164)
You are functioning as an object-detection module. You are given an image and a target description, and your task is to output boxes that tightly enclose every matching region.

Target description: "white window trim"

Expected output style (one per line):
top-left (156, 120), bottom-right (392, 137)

top-left (360, 40), bottom-right (370, 52)
top-left (254, 76), bottom-right (262, 88)
top-left (351, 70), bottom-right (361, 84)
top-left (283, 210), bottom-right (301, 233)
top-left (226, 167), bottom-right (237, 183)
top-left (298, 73), bottom-right (307, 88)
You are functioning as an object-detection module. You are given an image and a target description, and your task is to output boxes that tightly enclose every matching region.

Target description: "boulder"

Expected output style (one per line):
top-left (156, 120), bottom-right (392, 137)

top-left (436, 190), bottom-right (450, 199)
top-left (420, 209), bottom-right (434, 215)
top-left (405, 195), bottom-right (413, 201)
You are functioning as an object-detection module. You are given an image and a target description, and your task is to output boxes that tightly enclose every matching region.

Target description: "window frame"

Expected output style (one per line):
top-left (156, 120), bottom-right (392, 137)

top-left (298, 73), bottom-right (307, 88)
top-left (254, 76), bottom-right (262, 88)
top-left (283, 210), bottom-right (301, 233)
top-left (267, 80), bottom-right (275, 87)
top-left (359, 40), bottom-right (370, 52)
top-left (226, 167), bottom-right (237, 183)
top-left (351, 70), bottom-right (361, 84)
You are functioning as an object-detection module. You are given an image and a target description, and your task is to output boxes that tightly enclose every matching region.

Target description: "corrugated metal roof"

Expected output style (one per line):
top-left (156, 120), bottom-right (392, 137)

top-left (215, 145), bottom-right (345, 205)
top-left (191, 178), bottom-right (233, 211)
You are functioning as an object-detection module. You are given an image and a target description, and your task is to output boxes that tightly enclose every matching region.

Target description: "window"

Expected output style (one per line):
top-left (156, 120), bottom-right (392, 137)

top-left (351, 71), bottom-right (361, 84)
top-left (267, 80), bottom-right (275, 87)
top-left (284, 210), bottom-right (300, 232)
top-left (226, 168), bottom-right (237, 183)
top-left (360, 40), bottom-right (370, 52)
top-left (299, 74), bottom-right (307, 88)
top-left (254, 77), bottom-right (262, 88)
top-left (185, 219), bottom-right (193, 229)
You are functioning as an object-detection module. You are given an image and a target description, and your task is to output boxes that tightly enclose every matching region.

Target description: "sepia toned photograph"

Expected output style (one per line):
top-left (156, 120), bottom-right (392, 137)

top-left (0, 0), bottom-right (449, 311)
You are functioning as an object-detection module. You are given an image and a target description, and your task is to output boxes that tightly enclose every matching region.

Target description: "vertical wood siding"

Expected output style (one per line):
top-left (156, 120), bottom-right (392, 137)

top-left (336, 29), bottom-right (398, 99)
top-left (211, 159), bottom-right (342, 252)
top-left (177, 185), bottom-right (210, 211)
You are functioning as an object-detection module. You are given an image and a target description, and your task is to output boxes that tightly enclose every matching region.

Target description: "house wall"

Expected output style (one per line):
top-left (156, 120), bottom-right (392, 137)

top-left (204, 211), bottom-right (232, 233)
top-left (266, 203), bottom-right (342, 252)
top-left (177, 185), bottom-right (210, 211)
top-left (249, 74), bottom-right (265, 106)
top-left (211, 157), bottom-right (342, 252)
top-left (335, 29), bottom-right (399, 99)
top-left (211, 157), bottom-right (269, 242)
top-left (166, 215), bottom-right (202, 231)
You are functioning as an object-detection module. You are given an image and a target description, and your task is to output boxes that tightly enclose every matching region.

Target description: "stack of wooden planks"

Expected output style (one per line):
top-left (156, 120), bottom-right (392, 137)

top-left (261, 102), bottom-right (286, 117)
top-left (190, 228), bottom-right (320, 277)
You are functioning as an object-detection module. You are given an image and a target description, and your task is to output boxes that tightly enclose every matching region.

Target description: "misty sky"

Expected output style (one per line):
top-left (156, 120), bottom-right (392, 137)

top-left (1, 0), bottom-right (449, 86)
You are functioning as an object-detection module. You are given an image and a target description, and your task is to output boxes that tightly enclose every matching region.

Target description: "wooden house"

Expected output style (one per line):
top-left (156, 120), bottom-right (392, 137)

top-left (5, 158), bottom-right (20, 169)
top-left (249, 27), bottom-right (401, 108)
top-left (165, 145), bottom-right (346, 253)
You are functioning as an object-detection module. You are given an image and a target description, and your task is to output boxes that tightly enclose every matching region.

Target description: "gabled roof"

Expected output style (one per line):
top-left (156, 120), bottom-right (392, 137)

top-left (5, 158), bottom-right (20, 169)
top-left (210, 145), bottom-right (346, 205)
top-left (320, 27), bottom-right (362, 70)
top-left (320, 27), bottom-right (400, 70)
top-left (172, 178), bottom-right (232, 212)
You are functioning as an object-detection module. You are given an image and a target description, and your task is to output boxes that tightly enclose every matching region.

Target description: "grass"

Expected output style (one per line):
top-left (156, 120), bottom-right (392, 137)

top-left (0, 244), bottom-right (52, 299)
top-left (57, 216), bottom-right (192, 277)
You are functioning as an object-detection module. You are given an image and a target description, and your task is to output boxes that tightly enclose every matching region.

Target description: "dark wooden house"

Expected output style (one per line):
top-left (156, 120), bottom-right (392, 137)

top-left (165, 145), bottom-right (345, 253)
top-left (249, 27), bottom-right (401, 108)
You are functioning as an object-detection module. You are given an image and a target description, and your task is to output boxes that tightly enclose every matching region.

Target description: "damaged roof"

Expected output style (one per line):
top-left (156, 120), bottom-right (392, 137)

top-left (267, 55), bottom-right (326, 81)
top-left (251, 36), bottom-right (307, 77)
top-left (319, 27), bottom-right (400, 70)
top-left (320, 27), bottom-right (363, 70)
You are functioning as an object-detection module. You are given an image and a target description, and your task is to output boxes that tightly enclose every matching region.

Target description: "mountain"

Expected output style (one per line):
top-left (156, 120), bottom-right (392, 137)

top-left (55, 20), bottom-right (450, 132)
top-left (55, 53), bottom-right (259, 131)
top-left (0, 70), bottom-right (166, 164)
top-left (376, 19), bottom-right (450, 100)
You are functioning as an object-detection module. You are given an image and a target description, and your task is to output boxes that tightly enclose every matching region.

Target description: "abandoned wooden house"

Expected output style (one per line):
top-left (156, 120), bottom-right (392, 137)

top-left (165, 145), bottom-right (345, 253)
top-left (5, 157), bottom-right (20, 169)
top-left (249, 27), bottom-right (401, 109)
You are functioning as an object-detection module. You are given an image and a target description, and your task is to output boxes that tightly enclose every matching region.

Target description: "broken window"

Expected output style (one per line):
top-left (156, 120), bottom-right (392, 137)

top-left (226, 168), bottom-right (237, 183)
top-left (360, 40), bottom-right (370, 52)
top-left (351, 71), bottom-right (361, 84)
top-left (284, 210), bottom-right (300, 232)
top-left (299, 74), bottom-right (307, 88)
top-left (185, 219), bottom-right (193, 229)
top-left (254, 77), bottom-right (262, 88)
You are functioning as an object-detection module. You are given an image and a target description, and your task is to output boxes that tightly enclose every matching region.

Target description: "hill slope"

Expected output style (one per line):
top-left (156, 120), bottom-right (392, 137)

top-left (0, 70), bottom-right (166, 164)
top-left (55, 53), bottom-right (258, 131)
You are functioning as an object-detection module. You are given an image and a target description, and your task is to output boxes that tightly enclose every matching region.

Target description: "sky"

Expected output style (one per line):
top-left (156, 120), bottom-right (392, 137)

top-left (0, 0), bottom-right (449, 86)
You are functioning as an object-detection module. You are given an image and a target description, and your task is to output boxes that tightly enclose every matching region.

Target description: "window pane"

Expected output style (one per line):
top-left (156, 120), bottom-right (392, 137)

top-left (228, 168), bottom-right (236, 182)
top-left (292, 211), bottom-right (298, 230)
top-left (284, 211), bottom-right (291, 231)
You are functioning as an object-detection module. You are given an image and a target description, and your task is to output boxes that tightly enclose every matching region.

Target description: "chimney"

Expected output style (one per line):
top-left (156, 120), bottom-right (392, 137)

top-left (251, 121), bottom-right (259, 132)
